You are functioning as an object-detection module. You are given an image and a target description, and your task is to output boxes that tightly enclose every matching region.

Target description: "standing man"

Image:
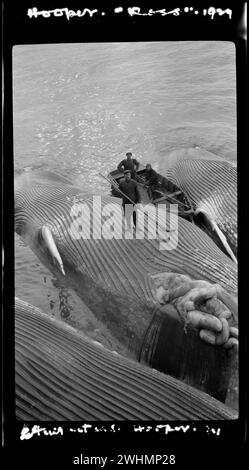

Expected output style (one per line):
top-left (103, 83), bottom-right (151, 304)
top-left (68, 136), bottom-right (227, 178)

top-left (117, 152), bottom-right (139, 180)
top-left (145, 163), bottom-right (159, 199)
top-left (119, 170), bottom-right (141, 229)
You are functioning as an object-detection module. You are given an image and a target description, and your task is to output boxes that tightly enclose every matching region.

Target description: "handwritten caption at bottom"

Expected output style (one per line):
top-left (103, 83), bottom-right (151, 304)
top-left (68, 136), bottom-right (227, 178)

top-left (20, 423), bottom-right (221, 440)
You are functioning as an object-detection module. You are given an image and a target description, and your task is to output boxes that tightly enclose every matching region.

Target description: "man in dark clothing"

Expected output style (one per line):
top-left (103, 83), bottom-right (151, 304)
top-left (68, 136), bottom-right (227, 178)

top-left (145, 163), bottom-right (159, 199)
top-left (119, 170), bottom-right (141, 229)
top-left (117, 152), bottom-right (139, 180)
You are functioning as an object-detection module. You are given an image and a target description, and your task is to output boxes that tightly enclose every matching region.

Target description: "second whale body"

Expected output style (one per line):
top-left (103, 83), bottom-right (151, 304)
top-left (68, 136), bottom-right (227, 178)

top-left (15, 297), bottom-right (237, 421)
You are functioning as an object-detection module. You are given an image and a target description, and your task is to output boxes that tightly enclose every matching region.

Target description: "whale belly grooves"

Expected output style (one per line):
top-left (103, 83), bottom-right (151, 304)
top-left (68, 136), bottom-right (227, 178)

top-left (26, 242), bottom-right (236, 403)
top-left (15, 185), bottom-right (237, 297)
top-left (15, 179), bottom-right (238, 403)
top-left (164, 159), bottom-right (237, 260)
top-left (15, 298), bottom-right (237, 421)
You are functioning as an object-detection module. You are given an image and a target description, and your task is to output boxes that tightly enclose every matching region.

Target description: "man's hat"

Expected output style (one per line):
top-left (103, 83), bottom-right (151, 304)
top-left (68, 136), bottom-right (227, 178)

top-left (126, 152), bottom-right (132, 157)
top-left (124, 170), bottom-right (131, 174)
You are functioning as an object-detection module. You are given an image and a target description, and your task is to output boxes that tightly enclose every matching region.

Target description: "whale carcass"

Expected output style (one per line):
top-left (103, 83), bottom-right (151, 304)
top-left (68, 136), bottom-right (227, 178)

top-left (15, 171), bottom-right (238, 402)
top-left (160, 152), bottom-right (237, 262)
top-left (15, 297), bottom-right (237, 421)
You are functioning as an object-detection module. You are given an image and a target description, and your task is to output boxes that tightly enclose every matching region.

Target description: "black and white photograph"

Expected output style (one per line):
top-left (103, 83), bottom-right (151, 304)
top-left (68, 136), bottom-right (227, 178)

top-left (14, 39), bottom-right (238, 420)
top-left (3, 1), bottom-right (247, 465)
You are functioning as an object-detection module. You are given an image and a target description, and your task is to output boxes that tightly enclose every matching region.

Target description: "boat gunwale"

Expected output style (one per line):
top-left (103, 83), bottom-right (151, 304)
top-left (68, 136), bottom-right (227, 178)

top-left (108, 166), bottom-right (192, 215)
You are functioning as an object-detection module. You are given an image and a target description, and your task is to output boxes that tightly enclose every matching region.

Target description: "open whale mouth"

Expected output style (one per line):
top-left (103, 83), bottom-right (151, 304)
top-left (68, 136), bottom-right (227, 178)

top-left (193, 210), bottom-right (237, 264)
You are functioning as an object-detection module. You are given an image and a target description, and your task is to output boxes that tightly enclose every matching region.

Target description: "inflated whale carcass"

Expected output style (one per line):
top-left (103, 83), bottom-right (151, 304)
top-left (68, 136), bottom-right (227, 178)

top-left (15, 298), bottom-right (237, 421)
top-left (15, 172), bottom-right (238, 403)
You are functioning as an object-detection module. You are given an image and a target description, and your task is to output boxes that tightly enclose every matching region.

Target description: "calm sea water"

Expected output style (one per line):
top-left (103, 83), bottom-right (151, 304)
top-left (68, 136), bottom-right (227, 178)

top-left (13, 41), bottom-right (236, 332)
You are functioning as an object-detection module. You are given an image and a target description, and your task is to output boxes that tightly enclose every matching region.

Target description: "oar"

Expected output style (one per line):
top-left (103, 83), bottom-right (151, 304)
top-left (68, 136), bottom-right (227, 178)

top-left (99, 172), bottom-right (136, 205)
top-left (99, 173), bottom-right (194, 225)
top-left (99, 173), bottom-right (185, 236)
top-left (134, 174), bottom-right (190, 210)
top-left (100, 172), bottom-right (193, 217)
top-left (152, 188), bottom-right (189, 209)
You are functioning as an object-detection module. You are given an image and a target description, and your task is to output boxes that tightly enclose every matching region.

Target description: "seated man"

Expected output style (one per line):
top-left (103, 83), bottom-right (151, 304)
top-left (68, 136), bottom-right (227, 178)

top-left (119, 170), bottom-right (141, 229)
top-left (117, 152), bottom-right (139, 180)
top-left (145, 163), bottom-right (159, 198)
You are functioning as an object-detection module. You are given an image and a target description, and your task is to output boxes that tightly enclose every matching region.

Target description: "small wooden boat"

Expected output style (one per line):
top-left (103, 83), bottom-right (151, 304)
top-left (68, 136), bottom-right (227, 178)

top-left (108, 164), bottom-right (193, 219)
